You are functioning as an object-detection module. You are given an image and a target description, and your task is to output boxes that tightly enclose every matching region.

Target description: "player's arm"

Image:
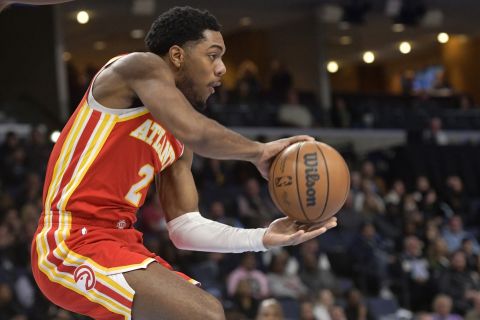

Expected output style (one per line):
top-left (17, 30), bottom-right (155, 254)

top-left (1, 0), bottom-right (73, 11)
top-left (157, 149), bottom-right (337, 252)
top-left (117, 53), bottom-right (312, 178)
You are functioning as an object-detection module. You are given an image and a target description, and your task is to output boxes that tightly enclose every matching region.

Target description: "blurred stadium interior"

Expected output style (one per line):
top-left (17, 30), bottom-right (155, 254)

top-left (1, 0), bottom-right (480, 319)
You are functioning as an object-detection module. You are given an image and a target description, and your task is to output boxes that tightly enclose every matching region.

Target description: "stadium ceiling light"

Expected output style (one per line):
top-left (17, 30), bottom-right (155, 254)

top-left (363, 51), bottom-right (375, 64)
top-left (327, 61), bottom-right (339, 73)
top-left (399, 41), bottom-right (411, 54)
top-left (76, 11), bottom-right (89, 24)
top-left (437, 32), bottom-right (449, 43)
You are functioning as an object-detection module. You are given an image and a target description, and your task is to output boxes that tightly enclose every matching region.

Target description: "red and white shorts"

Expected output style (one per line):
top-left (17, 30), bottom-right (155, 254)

top-left (31, 217), bottom-right (197, 320)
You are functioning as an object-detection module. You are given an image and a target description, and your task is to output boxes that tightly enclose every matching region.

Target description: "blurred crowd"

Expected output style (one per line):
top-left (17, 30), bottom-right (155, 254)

top-left (58, 59), bottom-right (480, 133)
top-left (1, 124), bottom-right (480, 320)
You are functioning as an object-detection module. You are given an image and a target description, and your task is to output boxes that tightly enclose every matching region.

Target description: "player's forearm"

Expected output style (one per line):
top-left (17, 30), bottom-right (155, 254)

top-left (190, 117), bottom-right (263, 162)
top-left (167, 212), bottom-right (267, 253)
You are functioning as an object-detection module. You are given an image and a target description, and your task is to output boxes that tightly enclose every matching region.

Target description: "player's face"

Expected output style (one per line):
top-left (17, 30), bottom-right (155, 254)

top-left (178, 30), bottom-right (226, 111)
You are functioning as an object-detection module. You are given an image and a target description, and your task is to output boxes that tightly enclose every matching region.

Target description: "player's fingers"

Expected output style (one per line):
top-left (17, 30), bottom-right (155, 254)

top-left (297, 217), bottom-right (337, 232)
top-left (298, 227), bottom-right (328, 243)
top-left (285, 135), bottom-right (314, 145)
top-left (288, 230), bottom-right (305, 245)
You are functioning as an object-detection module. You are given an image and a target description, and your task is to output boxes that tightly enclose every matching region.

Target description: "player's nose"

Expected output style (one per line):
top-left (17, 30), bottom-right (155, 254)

top-left (215, 60), bottom-right (226, 77)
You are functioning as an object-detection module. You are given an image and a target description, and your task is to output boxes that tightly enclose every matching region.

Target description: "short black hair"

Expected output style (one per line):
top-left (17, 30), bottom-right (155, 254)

top-left (145, 6), bottom-right (221, 56)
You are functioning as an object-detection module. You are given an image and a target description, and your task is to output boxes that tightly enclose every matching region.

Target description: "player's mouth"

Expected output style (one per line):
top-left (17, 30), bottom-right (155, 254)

top-left (208, 81), bottom-right (222, 94)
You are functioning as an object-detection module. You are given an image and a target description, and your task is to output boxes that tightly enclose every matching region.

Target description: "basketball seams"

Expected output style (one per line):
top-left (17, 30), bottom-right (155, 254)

top-left (315, 143), bottom-right (330, 221)
top-left (295, 142), bottom-right (310, 222)
top-left (269, 149), bottom-right (282, 213)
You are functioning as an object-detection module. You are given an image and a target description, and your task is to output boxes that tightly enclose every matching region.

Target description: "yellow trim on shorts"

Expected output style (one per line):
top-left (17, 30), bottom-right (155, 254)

top-left (36, 110), bottom-right (131, 319)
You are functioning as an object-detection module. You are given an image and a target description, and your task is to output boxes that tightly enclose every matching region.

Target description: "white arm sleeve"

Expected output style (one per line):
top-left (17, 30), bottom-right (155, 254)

top-left (166, 212), bottom-right (267, 253)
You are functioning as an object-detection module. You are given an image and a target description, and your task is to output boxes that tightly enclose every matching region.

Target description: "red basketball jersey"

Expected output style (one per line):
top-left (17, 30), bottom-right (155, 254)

top-left (31, 56), bottom-right (197, 319)
top-left (41, 56), bottom-right (184, 229)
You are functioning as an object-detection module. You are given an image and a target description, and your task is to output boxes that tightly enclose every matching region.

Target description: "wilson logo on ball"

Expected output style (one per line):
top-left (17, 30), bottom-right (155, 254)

top-left (275, 176), bottom-right (293, 187)
top-left (74, 265), bottom-right (96, 291)
top-left (304, 152), bottom-right (320, 207)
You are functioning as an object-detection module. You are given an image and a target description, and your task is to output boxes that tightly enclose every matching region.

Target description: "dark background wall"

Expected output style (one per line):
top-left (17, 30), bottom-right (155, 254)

top-left (0, 6), bottom-right (61, 127)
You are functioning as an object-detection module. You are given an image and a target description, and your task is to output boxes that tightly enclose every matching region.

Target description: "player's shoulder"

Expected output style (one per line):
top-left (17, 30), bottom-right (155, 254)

top-left (113, 52), bottom-right (172, 82)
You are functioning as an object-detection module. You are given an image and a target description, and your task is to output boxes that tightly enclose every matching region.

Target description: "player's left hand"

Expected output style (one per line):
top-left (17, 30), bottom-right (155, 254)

top-left (254, 135), bottom-right (314, 180)
top-left (262, 216), bottom-right (337, 249)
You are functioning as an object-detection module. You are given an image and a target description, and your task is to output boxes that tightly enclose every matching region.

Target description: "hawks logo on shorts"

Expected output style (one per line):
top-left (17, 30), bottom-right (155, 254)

top-left (74, 265), bottom-right (96, 291)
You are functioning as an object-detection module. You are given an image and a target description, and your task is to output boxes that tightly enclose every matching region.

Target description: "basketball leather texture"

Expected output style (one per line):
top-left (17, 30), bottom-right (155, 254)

top-left (268, 141), bottom-right (350, 223)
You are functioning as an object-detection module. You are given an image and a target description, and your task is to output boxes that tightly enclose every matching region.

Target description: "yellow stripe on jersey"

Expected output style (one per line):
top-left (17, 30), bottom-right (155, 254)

top-left (36, 110), bottom-right (131, 319)
top-left (37, 103), bottom-right (91, 263)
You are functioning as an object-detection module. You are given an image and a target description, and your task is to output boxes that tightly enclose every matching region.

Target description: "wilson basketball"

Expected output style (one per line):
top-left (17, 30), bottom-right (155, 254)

top-left (268, 141), bottom-right (350, 223)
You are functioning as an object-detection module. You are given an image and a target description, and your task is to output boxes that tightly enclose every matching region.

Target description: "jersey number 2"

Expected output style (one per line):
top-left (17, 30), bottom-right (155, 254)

top-left (125, 164), bottom-right (154, 207)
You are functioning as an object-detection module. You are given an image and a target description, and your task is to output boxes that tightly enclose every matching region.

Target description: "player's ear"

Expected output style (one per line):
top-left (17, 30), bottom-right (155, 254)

top-left (168, 45), bottom-right (184, 69)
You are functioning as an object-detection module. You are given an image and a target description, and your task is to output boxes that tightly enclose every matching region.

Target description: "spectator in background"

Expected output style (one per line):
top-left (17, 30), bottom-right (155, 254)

top-left (413, 176), bottom-right (433, 210)
top-left (208, 200), bottom-right (243, 228)
top-left (267, 250), bottom-right (308, 300)
top-left (384, 179), bottom-right (406, 210)
top-left (336, 192), bottom-right (364, 232)
top-left (231, 60), bottom-right (261, 106)
top-left (330, 305), bottom-right (347, 320)
top-left (299, 299), bottom-right (316, 320)
top-left (430, 69), bottom-right (453, 97)
top-left (465, 294), bottom-right (480, 320)
top-left (0, 131), bottom-right (21, 166)
top-left (236, 177), bottom-right (279, 228)
top-left (227, 252), bottom-right (270, 300)
top-left (231, 278), bottom-right (260, 319)
top-left (25, 125), bottom-right (51, 176)
top-left (330, 97), bottom-right (351, 128)
top-left (445, 176), bottom-right (471, 221)
top-left (360, 161), bottom-right (385, 194)
top-left (268, 59), bottom-right (293, 104)
top-left (442, 215), bottom-right (479, 254)
top-left (459, 94), bottom-right (477, 111)
top-left (256, 298), bottom-right (284, 320)
top-left (299, 239), bottom-right (337, 293)
top-left (376, 180), bottom-right (405, 245)
top-left (190, 252), bottom-right (226, 298)
top-left (415, 312), bottom-right (433, 320)
top-left (277, 89), bottom-right (313, 128)
top-left (313, 289), bottom-right (335, 320)
top-left (401, 69), bottom-right (415, 95)
top-left (438, 250), bottom-right (480, 315)
top-left (344, 288), bottom-right (371, 320)
top-left (461, 237), bottom-right (479, 272)
top-left (427, 237), bottom-right (450, 280)
top-left (349, 222), bottom-right (392, 296)
top-left (423, 117), bottom-right (449, 145)
top-left (431, 294), bottom-right (462, 320)
top-left (398, 235), bottom-right (433, 311)
top-left (354, 179), bottom-right (386, 220)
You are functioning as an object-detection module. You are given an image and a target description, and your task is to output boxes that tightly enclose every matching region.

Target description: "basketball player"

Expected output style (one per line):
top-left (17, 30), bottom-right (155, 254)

top-left (30, 6), bottom-right (337, 320)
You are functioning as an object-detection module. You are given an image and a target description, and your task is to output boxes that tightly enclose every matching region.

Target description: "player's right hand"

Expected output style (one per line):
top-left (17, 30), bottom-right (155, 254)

top-left (254, 135), bottom-right (314, 180)
top-left (262, 216), bottom-right (337, 249)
